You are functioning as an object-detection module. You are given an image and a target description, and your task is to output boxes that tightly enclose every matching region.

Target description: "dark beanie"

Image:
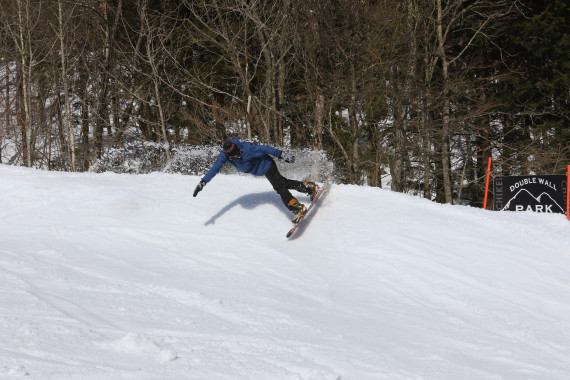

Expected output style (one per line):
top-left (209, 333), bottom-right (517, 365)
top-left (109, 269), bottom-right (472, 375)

top-left (223, 140), bottom-right (240, 157)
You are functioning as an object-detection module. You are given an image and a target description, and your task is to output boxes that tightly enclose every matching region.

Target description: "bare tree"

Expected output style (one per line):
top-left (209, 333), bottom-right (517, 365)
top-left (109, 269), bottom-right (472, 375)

top-left (54, 0), bottom-right (77, 170)
top-left (432, 0), bottom-right (515, 203)
top-left (92, 0), bottom-right (122, 160)
top-left (139, 0), bottom-right (172, 170)
top-left (4, 0), bottom-right (38, 167)
top-left (176, 0), bottom-right (296, 145)
top-left (0, 33), bottom-right (10, 163)
top-left (179, 0), bottom-right (257, 141)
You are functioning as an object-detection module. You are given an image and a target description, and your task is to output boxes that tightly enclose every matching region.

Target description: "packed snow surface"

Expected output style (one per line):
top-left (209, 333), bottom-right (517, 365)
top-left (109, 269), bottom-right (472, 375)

top-left (1, 164), bottom-right (570, 379)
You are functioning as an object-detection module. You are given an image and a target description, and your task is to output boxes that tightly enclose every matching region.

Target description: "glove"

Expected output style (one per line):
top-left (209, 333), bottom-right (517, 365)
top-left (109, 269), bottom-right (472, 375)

top-left (279, 152), bottom-right (295, 163)
top-left (193, 179), bottom-right (207, 197)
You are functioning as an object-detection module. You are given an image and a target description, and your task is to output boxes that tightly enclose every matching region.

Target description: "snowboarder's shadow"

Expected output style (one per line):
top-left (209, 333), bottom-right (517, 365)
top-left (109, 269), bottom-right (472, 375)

top-left (205, 191), bottom-right (290, 225)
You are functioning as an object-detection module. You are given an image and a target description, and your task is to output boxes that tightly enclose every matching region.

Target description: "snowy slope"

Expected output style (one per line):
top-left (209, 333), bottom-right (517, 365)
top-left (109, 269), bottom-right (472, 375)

top-left (1, 164), bottom-right (570, 380)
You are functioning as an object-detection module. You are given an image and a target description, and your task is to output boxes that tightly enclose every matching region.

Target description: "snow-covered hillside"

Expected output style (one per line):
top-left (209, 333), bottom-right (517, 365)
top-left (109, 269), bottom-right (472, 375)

top-left (1, 164), bottom-right (570, 380)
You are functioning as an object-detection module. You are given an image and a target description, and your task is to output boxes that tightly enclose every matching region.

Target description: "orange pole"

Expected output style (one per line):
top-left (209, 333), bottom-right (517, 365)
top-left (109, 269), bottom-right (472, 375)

top-left (483, 157), bottom-right (492, 210)
top-left (567, 165), bottom-right (569, 220)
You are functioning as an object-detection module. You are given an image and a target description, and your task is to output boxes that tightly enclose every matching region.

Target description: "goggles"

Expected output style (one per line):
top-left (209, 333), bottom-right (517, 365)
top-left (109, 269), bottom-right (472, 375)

top-left (223, 141), bottom-right (242, 161)
top-left (227, 148), bottom-right (242, 161)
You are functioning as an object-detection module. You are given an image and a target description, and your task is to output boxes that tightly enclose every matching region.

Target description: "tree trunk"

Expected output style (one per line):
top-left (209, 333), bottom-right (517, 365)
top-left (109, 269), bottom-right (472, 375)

top-left (437, 0), bottom-right (452, 203)
top-left (16, 0), bottom-right (33, 167)
top-left (313, 90), bottom-right (324, 151)
top-left (79, 57), bottom-right (90, 171)
top-left (349, 64), bottom-right (360, 184)
top-left (95, 0), bottom-right (121, 160)
top-left (1, 59), bottom-right (8, 164)
top-left (142, 0), bottom-right (171, 171)
top-left (58, 0), bottom-right (76, 171)
top-left (421, 103), bottom-right (432, 199)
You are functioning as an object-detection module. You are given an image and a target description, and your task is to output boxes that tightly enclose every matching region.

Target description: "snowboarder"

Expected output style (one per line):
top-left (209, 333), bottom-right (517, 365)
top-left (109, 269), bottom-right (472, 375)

top-left (193, 138), bottom-right (318, 223)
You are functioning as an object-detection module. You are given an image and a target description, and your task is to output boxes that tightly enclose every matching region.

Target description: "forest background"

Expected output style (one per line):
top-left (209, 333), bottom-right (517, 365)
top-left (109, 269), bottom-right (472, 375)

top-left (0, 0), bottom-right (568, 207)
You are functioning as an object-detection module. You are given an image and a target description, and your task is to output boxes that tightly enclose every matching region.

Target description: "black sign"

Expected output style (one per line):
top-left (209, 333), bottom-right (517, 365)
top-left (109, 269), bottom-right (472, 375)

top-left (494, 175), bottom-right (567, 213)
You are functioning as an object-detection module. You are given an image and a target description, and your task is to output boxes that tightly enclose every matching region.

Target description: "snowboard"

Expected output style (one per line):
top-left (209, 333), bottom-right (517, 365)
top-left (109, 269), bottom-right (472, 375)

top-left (286, 175), bottom-right (329, 238)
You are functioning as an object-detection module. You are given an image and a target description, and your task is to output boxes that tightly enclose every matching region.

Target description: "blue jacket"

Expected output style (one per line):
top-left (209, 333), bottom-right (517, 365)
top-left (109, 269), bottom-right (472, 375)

top-left (202, 139), bottom-right (282, 183)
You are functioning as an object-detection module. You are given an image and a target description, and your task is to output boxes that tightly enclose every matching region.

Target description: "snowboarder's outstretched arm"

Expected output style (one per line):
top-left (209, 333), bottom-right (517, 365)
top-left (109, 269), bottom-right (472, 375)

top-left (193, 153), bottom-right (228, 197)
top-left (202, 153), bottom-right (228, 183)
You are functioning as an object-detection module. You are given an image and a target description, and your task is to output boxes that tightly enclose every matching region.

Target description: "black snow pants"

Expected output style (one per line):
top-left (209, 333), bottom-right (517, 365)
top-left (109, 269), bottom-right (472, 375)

top-left (264, 160), bottom-right (307, 210)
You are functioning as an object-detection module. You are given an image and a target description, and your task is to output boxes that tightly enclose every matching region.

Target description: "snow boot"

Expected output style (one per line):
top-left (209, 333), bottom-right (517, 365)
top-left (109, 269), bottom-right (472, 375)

top-left (303, 180), bottom-right (319, 201)
top-left (287, 198), bottom-right (307, 224)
